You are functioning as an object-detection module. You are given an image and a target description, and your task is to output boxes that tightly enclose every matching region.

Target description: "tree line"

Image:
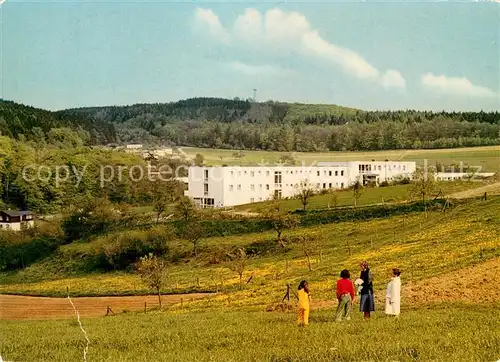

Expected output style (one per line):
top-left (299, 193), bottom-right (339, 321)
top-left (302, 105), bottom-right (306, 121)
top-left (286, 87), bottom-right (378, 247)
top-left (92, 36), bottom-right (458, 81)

top-left (0, 100), bottom-right (116, 144)
top-left (60, 98), bottom-right (499, 151)
top-left (2, 98), bottom-right (499, 152)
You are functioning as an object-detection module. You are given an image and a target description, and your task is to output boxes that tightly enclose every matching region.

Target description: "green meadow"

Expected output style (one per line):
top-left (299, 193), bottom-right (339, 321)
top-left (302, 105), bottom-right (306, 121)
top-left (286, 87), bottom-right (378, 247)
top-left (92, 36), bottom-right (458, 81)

top-left (182, 145), bottom-right (500, 172)
top-left (1, 306), bottom-right (499, 362)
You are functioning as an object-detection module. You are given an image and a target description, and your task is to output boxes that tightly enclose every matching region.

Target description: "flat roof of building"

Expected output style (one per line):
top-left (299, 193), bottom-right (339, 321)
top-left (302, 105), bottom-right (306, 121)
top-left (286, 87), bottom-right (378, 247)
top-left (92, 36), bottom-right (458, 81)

top-left (0, 210), bottom-right (34, 217)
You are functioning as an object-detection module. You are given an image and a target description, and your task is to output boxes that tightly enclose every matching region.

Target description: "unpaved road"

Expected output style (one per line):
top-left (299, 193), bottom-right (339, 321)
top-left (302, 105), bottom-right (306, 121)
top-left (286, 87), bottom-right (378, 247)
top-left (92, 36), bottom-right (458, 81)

top-left (447, 181), bottom-right (500, 199)
top-left (0, 293), bottom-right (212, 320)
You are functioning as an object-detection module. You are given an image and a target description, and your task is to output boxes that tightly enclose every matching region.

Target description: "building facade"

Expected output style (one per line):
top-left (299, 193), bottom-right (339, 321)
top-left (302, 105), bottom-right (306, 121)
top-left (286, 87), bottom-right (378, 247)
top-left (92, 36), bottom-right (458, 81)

top-left (186, 161), bottom-right (416, 208)
top-left (0, 210), bottom-right (35, 231)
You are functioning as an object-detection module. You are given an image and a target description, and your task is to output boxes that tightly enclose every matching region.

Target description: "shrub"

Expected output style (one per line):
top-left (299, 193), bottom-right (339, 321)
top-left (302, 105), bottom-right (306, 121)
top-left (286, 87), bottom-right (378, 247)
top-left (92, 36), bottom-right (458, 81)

top-left (244, 239), bottom-right (282, 257)
top-left (61, 199), bottom-right (144, 243)
top-left (0, 231), bottom-right (60, 271)
top-left (100, 226), bottom-right (174, 270)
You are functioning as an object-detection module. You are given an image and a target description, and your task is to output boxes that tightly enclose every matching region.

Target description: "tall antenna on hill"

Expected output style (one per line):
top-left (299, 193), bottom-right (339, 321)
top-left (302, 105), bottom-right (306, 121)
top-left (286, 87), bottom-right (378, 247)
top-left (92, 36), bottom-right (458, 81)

top-left (253, 88), bottom-right (257, 102)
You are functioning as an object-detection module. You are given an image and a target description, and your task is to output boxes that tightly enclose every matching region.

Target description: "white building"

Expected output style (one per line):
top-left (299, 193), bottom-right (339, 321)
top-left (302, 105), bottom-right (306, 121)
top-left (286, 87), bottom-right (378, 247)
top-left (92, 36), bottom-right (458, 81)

top-left (125, 144), bottom-right (143, 150)
top-left (435, 172), bottom-right (496, 181)
top-left (186, 161), bottom-right (416, 208)
top-left (0, 210), bottom-right (35, 231)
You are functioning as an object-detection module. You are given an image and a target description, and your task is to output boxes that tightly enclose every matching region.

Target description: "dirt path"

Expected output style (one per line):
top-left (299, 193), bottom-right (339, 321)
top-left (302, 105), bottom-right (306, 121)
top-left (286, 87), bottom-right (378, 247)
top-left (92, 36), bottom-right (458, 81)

top-left (404, 258), bottom-right (500, 305)
top-left (0, 293), bottom-right (212, 320)
top-left (447, 181), bottom-right (500, 199)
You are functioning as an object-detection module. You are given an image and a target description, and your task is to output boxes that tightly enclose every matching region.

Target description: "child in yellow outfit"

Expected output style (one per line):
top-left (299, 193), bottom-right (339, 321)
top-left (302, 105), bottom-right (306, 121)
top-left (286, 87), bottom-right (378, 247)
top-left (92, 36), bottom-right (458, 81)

top-left (297, 280), bottom-right (310, 326)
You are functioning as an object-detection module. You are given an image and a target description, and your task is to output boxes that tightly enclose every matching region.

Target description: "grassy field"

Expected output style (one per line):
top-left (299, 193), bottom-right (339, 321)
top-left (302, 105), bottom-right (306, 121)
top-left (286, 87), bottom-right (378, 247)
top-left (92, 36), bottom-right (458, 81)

top-left (233, 181), bottom-right (480, 212)
top-left (182, 145), bottom-right (500, 172)
top-left (1, 197), bottom-right (499, 361)
top-left (1, 306), bottom-right (499, 361)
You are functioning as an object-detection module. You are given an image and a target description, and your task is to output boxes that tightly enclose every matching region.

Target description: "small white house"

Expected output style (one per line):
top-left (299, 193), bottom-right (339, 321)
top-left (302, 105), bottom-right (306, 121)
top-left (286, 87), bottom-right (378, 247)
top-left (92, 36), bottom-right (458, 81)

top-left (125, 144), bottom-right (143, 150)
top-left (0, 210), bottom-right (35, 231)
top-left (185, 161), bottom-right (416, 208)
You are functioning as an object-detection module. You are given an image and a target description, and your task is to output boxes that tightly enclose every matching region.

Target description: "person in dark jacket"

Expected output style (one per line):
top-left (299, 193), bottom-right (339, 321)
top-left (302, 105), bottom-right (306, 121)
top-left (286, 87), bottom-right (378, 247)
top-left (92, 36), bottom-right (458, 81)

top-left (359, 261), bottom-right (375, 319)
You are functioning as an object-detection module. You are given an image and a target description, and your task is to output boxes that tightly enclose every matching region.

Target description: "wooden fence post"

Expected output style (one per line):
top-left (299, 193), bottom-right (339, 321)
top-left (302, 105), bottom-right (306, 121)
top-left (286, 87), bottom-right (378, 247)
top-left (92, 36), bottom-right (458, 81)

top-left (281, 284), bottom-right (291, 303)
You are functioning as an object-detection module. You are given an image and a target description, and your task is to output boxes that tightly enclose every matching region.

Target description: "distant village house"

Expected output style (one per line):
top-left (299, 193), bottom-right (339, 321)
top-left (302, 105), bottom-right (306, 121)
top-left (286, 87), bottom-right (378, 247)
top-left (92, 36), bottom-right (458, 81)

top-left (0, 210), bottom-right (35, 231)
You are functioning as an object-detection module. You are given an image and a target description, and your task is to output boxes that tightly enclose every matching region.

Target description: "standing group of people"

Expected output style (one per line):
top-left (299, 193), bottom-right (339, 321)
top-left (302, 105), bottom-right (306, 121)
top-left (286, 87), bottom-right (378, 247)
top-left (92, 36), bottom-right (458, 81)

top-left (297, 261), bottom-right (401, 326)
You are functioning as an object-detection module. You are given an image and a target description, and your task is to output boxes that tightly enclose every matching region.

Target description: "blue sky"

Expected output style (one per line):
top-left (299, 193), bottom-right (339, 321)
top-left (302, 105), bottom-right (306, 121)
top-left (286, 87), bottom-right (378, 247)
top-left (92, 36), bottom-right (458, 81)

top-left (2, 0), bottom-right (499, 111)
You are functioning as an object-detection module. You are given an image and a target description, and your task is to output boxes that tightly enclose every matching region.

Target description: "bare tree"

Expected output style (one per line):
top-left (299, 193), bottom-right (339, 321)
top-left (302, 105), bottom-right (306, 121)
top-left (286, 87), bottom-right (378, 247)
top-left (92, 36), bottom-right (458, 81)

top-left (265, 201), bottom-right (300, 247)
top-left (229, 248), bottom-right (247, 290)
top-left (294, 179), bottom-right (316, 211)
top-left (152, 180), bottom-right (182, 223)
top-left (410, 168), bottom-right (436, 215)
top-left (297, 234), bottom-right (317, 271)
top-left (175, 195), bottom-right (198, 222)
top-left (182, 221), bottom-right (204, 257)
top-left (327, 188), bottom-right (339, 209)
top-left (352, 180), bottom-right (364, 207)
top-left (135, 254), bottom-right (168, 308)
top-left (465, 167), bottom-right (477, 182)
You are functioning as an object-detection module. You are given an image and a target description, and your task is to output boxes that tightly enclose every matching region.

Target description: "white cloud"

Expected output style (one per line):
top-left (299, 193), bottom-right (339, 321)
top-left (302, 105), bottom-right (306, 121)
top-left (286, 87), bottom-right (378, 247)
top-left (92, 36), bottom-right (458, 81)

top-left (194, 7), bottom-right (406, 89)
top-left (381, 70), bottom-right (406, 90)
top-left (421, 73), bottom-right (498, 98)
top-left (227, 61), bottom-right (292, 77)
top-left (193, 8), bottom-right (230, 43)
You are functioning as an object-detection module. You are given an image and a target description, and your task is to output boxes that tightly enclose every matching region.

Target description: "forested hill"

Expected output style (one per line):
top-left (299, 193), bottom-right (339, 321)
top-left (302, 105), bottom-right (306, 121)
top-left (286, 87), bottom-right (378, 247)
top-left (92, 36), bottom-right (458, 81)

top-left (59, 97), bottom-right (500, 151)
top-left (0, 100), bottom-right (116, 144)
top-left (2, 98), bottom-right (499, 151)
top-left (57, 97), bottom-right (359, 125)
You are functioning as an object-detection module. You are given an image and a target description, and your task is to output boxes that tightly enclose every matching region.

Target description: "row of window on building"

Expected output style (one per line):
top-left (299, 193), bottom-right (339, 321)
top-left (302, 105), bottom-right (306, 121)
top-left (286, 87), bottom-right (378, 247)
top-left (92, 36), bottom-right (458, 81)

top-left (225, 182), bottom-right (345, 192)
top-left (229, 184), bottom-right (271, 191)
top-left (359, 164), bottom-right (407, 172)
top-left (227, 169), bottom-right (346, 177)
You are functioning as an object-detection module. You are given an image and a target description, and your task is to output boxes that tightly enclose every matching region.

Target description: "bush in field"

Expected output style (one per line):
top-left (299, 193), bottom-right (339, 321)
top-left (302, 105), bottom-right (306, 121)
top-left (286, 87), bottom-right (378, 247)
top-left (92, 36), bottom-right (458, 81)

top-left (101, 226), bottom-right (174, 270)
top-left (61, 198), bottom-right (142, 242)
top-left (0, 230), bottom-right (60, 271)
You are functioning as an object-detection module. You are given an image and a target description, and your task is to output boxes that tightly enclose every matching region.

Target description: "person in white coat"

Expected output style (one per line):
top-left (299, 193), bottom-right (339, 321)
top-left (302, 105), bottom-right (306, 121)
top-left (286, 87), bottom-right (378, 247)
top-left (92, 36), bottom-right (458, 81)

top-left (385, 268), bottom-right (401, 316)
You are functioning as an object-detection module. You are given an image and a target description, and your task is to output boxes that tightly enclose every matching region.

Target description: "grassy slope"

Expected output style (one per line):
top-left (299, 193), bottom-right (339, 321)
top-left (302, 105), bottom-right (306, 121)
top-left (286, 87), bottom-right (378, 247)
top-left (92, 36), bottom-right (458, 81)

top-left (1, 198), bottom-right (499, 303)
top-left (182, 145), bottom-right (500, 172)
top-left (233, 181), bottom-right (480, 213)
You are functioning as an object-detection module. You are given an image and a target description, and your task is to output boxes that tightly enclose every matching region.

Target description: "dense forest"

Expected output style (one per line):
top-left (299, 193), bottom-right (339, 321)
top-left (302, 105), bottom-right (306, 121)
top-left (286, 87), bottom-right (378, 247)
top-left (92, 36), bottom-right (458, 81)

top-left (60, 98), bottom-right (500, 151)
top-left (0, 100), bottom-right (116, 145)
top-left (1, 98), bottom-right (499, 151)
top-left (0, 134), bottom-right (188, 213)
